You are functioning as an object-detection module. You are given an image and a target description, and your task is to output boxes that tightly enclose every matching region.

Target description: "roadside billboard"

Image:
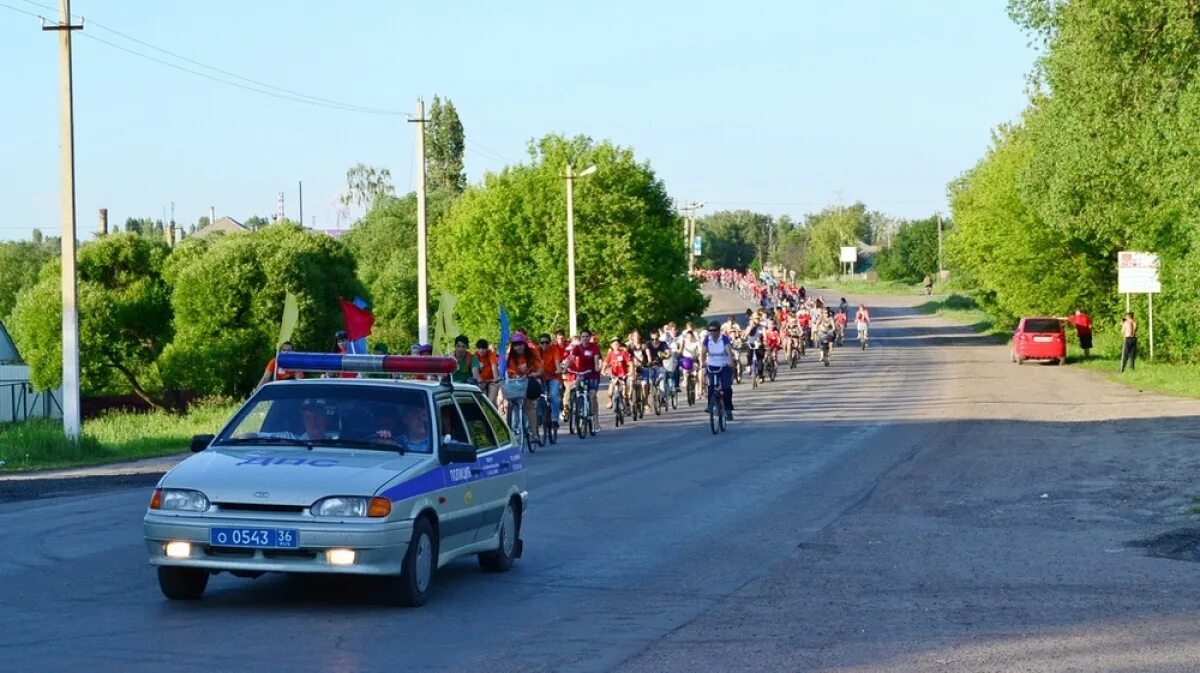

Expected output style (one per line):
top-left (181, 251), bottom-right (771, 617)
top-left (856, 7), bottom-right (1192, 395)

top-left (839, 246), bottom-right (857, 263)
top-left (1117, 251), bottom-right (1160, 294)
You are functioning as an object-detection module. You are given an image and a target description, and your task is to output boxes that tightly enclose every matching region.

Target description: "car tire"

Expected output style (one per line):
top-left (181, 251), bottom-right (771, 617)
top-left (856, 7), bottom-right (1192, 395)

top-left (157, 566), bottom-right (209, 601)
top-left (389, 516), bottom-right (437, 607)
top-left (478, 499), bottom-right (519, 573)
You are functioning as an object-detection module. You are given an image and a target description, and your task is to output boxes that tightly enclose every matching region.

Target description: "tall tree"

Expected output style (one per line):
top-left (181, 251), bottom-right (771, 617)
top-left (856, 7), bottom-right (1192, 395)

top-left (427, 95), bottom-right (466, 194)
top-left (431, 134), bottom-right (705, 341)
top-left (339, 163), bottom-right (395, 217)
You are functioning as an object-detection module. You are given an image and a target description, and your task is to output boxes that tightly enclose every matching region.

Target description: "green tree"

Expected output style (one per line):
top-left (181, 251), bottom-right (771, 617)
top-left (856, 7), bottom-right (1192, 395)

top-left (0, 239), bottom-right (56, 322)
top-left (428, 95), bottom-right (466, 195)
top-left (431, 134), bottom-right (705, 341)
top-left (696, 210), bottom-right (762, 271)
top-left (244, 215), bottom-right (270, 231)
top-left (339, 163), bottom-right (395, 216)
top-left (803, 203), bottom-right (870, 277)
top-left (9, 234), bottom-right (175, 404)
top-left (874, 216), bottom-right (942, 283)
top-left (159, 224), bottom-right (364, 397)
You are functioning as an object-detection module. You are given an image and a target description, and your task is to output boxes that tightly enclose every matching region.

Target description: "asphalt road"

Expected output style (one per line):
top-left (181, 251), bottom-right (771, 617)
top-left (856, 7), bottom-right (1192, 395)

top-left (4, 288), bottom-right (1200, 673)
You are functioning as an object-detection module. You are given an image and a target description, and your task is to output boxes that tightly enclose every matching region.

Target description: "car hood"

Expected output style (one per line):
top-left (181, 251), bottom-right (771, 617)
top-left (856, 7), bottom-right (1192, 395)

top-left (159, 447), bottom-right (429, 506)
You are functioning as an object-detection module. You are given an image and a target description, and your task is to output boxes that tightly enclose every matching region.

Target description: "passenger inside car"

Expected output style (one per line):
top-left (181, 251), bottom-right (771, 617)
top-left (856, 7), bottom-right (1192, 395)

top-left (299, 401), bottom-right (338, 441)
top-left (398, 405), bottom-right (432, 453)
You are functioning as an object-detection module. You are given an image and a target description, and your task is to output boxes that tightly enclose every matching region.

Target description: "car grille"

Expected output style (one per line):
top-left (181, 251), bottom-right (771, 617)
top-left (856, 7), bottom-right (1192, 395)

top-left (214, 502), bottom-right (306, 513)
top-left (203, 547), bottom-right (319, 560)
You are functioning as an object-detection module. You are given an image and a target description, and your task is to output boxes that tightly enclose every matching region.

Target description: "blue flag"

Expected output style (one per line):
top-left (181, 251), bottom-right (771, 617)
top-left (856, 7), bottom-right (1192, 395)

top-left (497, 304), bottom-right (510, 378)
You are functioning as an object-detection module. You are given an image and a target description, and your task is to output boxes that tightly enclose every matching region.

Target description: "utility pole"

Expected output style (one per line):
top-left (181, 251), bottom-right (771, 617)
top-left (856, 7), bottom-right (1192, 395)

top-left (936, 212), bottom-right (944, 275)
top-left (679, 201), bottom-right (706, 274)
top-left (298, 181), bottom-right (304, 229)
top-left (43, 0), bottom-right (83, 440)
top-left (409, 99), bottom-right (430, 344)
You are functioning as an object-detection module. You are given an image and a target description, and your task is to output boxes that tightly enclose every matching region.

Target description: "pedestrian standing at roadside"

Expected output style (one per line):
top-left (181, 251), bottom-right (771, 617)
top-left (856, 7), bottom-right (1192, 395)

top-left (1065, 309), bottom-right (1093, 358)
top-left (1119, 312), bottom-right (1138, 373)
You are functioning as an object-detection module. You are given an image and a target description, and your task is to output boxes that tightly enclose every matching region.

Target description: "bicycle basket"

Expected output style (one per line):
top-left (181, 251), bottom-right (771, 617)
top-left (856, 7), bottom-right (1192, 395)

top-left (663, 356), bottom-right (679, 373)
top-left (738, 351), bottom-right (751, 366)
top-left (502, 378), bottom-right (530, 401)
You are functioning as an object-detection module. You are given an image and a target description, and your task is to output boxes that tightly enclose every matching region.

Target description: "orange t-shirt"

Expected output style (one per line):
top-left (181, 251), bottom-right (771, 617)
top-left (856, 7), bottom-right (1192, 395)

top-left (507, 347), bottom-right (543, 378)
top-left (540, 344), bottom-right (564, 382)
top-left (476, 350), bottom-right (500, 381)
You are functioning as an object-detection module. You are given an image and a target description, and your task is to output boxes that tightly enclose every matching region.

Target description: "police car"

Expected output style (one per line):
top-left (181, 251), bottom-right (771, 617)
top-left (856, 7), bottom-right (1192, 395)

top-left (143, 352), bottom-right (528, 607)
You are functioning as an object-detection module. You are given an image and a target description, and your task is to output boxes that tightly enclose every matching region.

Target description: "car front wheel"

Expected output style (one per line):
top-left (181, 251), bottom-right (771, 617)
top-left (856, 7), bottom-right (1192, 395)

top-left (157, 566), bottom-right (209, 601)
top-left (388, 517), bottom-right (437, 607)
top-left (479, 500), bottom-right (518, 573)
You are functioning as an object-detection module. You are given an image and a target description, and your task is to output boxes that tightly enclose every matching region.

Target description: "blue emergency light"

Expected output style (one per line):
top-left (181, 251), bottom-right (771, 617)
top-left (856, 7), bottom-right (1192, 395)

top-left (277, 352), bottom-right (457, 376)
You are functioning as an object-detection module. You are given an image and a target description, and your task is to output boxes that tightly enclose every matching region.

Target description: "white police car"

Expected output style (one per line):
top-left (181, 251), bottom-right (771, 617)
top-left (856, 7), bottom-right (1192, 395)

top-left (143, 353), bottom-right (528, 607)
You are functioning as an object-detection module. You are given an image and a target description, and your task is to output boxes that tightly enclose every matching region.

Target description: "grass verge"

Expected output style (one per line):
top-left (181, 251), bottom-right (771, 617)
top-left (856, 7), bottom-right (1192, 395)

top-left (917, 295), bottom-right (1200, 399)
top-left (915, 294), bottom-right (1011, 341)
top-left (0, 400), bottom-right (239, 473)
top-left (802, 278), bottom-right (929, 297)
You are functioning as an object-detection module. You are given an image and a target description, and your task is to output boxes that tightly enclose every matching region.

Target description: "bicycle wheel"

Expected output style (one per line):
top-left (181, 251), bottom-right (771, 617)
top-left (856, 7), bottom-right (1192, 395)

top-left (651, 387), bottom-right (661, 416)
top-left (686, 376), bottom-right (696, 406)
top-left (567, 395), bottom-right (577, 435)
top-left (614, 396), bottom-right (624, 426)
top-left (768, 359), bottom-right (777, 382)
top-left (575, 403), bottom-right (587, 439)
top-left (862, 338), bottom-right (867, 351)
top-left (632, 386), bottom-right (643, 421)
top-left (670, 388), bottom-right (678, 410)
top-left (709, 393), bottom-right (720, 435)
top-left (718, 400), bottom-right (727, 432)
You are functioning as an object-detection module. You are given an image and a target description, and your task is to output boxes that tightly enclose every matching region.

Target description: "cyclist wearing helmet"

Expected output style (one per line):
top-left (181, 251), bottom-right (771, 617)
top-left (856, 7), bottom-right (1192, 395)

top-left (506, 332), bottom-right (544, 429)
top-left (700, 320), bottom-right (734, 420)
top-left (566, 328), bottom-right (603, 429)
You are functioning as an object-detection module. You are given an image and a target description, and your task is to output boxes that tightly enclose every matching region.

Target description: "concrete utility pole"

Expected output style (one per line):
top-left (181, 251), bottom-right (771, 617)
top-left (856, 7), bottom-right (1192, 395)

top-left (565, 164), bottom-right (597, 337)
top-left (937, 212), bottom-right (944, 274)
top-left (298, 181), bottom-right (303, 228)
top-left (43, 0), bottom-right (83, 440)
top-left (679, 201), bottom-right (706, 274)
top-left (98, 208), bottom-right (107, 237)
top-left (410, 99), bottom-right (430, 344)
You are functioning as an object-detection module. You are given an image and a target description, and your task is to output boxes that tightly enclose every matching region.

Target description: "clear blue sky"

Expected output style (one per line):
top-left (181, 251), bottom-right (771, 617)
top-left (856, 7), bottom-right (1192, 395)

top-left (0, 0), bottom-right (1035, 241)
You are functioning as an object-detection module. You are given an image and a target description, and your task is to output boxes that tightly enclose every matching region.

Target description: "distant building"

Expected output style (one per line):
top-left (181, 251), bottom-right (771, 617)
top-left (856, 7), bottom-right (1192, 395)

top-left (0, 320), bottom-right (62, 423)
top-left (194, 216), bottom-right (248, 238)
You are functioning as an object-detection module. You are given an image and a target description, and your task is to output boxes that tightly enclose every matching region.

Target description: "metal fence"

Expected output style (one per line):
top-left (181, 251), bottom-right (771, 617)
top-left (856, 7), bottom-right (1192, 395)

top-left (0, 380), bottom-right (62, 423)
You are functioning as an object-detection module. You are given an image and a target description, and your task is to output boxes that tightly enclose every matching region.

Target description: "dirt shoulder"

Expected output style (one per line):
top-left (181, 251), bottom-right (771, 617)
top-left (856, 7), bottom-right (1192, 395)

top-left (617, 292), bottom-right (1200, 672)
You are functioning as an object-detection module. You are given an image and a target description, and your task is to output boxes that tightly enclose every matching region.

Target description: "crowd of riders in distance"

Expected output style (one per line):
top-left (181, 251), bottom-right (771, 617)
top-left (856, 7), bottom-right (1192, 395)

top-left (259, 267), bottom-right (872, 447)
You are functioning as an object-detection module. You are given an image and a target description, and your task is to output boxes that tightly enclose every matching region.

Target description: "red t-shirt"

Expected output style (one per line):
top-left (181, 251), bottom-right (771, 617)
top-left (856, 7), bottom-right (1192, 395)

top-left (604, 350), bottom-right (631, 378)
top-left (568, 343), bottom-right (602, 381)
top-left (1067, 314), bottom-right (1092, 337)
top-left (797, 313), bottom-right (811, 327)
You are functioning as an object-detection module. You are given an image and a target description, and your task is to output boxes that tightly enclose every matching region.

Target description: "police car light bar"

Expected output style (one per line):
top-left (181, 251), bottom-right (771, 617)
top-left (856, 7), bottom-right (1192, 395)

top-left (277, 352), bottom-right (457, 376)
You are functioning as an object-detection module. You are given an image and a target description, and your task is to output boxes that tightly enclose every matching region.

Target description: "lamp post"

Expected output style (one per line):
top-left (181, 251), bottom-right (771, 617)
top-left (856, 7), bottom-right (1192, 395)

top-left (680, 200), bottom-right (706, 274)
top-left (565, 164), bottom-right (597, 337)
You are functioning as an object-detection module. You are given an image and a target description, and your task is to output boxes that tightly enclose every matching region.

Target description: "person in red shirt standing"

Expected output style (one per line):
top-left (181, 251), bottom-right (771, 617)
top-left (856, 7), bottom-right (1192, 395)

top-left (567, 328), bottom-right (603, 430)
top-left (1065, 309), bottom-right (1093, 358)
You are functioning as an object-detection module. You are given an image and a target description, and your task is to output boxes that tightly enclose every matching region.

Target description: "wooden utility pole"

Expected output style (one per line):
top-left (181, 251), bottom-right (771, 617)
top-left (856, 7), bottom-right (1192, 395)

top-left (43, 0), bottom-right (83, 440)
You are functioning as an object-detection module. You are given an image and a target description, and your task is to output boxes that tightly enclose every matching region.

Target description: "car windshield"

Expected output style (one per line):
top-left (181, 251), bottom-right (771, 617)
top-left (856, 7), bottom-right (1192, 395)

top-left (1023, 319), bottom-right (1062, 333)
top-left (213, 383), bottom-right (434, 454)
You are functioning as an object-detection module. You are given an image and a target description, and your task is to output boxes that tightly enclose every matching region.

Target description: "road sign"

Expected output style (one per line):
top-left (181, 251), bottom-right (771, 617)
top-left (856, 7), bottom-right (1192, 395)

top-left (839, 246), bottom-right (857, 263)
top-left (1117, 251), bottom-right (1160, 293)
top-left (692, 236), bottom-right (702, 257)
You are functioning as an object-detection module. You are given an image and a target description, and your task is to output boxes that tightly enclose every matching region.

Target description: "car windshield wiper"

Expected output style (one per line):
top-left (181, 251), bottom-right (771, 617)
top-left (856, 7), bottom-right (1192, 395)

top-left (220, 436), bottom-right (314, 450)
top-left (319, 438), bottom-right (407, 455)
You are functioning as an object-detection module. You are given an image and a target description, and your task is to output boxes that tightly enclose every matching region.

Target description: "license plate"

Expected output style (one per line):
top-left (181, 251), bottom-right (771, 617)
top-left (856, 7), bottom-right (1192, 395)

top-left (1033, 336), bottom-right (1052, 343)
top-left (210, 527), bottom-right (299, 549)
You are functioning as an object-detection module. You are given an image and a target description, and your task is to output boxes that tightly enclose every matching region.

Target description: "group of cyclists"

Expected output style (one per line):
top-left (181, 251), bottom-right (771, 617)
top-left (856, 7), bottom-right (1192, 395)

top-left (266, 267), bottom-right (874, 449)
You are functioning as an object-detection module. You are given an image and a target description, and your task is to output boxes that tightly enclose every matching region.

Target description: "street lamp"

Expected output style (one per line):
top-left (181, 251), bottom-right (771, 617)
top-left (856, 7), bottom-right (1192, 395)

top-left (565, 164), bottom-right (597, 337)
top-left (680, 200), bottom-right (706, 274)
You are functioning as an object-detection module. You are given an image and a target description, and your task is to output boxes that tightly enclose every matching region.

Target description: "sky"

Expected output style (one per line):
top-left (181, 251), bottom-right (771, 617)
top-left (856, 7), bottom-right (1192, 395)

top-left (0, 0), bottom-right (1037, 241)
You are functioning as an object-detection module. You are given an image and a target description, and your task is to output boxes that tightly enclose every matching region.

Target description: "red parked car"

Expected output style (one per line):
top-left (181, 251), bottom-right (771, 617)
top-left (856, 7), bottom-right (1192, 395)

top-left (1011, 317), bottom-right (1067, 365)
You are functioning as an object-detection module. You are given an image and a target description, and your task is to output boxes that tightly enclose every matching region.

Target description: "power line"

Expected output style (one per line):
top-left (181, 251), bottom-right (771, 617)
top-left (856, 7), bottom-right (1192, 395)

top-left (0, 1), bottom-right (44, 19)
top-left (18, 0), bottom-right (405, 116)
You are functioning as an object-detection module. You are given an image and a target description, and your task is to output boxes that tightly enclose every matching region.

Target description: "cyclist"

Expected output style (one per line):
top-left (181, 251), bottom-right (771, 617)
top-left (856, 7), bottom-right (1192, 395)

top-left (647, 329), bottom-right (672, 400)
top-left (816, 311), bottom-right (836, 364)
top-left (679, 329), bottom-right (703, 396)
top-left (764, 322), bottom-right (783, 368)
top-left (505, 332), bottom-right (544, 434)
top-left (628, 331), bottom-right (654, 410)
top-left (784, 317), bottom-right (803, 361)
top-left (722, 315), bottom-right (742, 339)
top-left (834, 310), bottom-right (848, 347)
top-left (566, 328), bottom-right (603, 430)
top-left (475, 339), bottom-right (501, 404)
top-left (602, 338), bottom-right (632, 410)
top-left (538, 333), bottom-right (564, 428)
top-left (744, 318), bottom-right (767, 382)
top-left (838, 297), bottom-right (850, 316)
top-left (855, 304), bottom-right (871, 347)
top-left (700, 320), bottom-right (735, 421)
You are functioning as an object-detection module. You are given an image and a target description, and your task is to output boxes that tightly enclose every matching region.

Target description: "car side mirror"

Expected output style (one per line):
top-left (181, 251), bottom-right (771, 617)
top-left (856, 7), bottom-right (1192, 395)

top-left (442, 438), bottom-right (476, 464)
top-left (190, 434), bottom-right (214, 453)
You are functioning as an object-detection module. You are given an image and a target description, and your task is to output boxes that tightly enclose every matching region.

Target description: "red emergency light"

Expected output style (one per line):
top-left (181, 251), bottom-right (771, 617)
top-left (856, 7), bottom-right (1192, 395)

top-left (277, 352), bottom-right (457, 376)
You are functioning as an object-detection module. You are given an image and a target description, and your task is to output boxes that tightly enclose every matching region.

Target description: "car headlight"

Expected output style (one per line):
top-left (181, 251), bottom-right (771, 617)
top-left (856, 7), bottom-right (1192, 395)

top-left (311, 496), bottom-right (392, 518)
top-left (151, 488), bottom-right (210, 512)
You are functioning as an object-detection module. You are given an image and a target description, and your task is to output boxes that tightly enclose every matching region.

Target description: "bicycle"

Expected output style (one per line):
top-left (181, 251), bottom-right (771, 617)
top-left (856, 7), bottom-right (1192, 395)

top-left (569, 378), bottom-right (595, 439)
top-left (648, 370), bottom-right (662, 416)
top-left (765, 349), bottom-right (778, 382)
top-left (536, 385), bottom-right (557, 445)
top-left (631, 372), bottom-right (647, 421)
top-left (788, 338), bottom-right (802, 369)
top-left (611, 378), bottom-right (626, 427)
top-left (858, 322), bottom-right (870, 350)
top-left (685, 368), bottom-right (698, 406)
top-left (502, 378), bottom-right (535, 453)
top-left (706, 365), bottom-right (728, 435)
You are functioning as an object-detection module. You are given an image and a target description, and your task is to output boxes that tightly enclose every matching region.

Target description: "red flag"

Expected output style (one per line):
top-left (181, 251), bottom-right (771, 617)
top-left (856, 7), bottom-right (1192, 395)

top-left (339, 298), bottom-right (375, 342)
